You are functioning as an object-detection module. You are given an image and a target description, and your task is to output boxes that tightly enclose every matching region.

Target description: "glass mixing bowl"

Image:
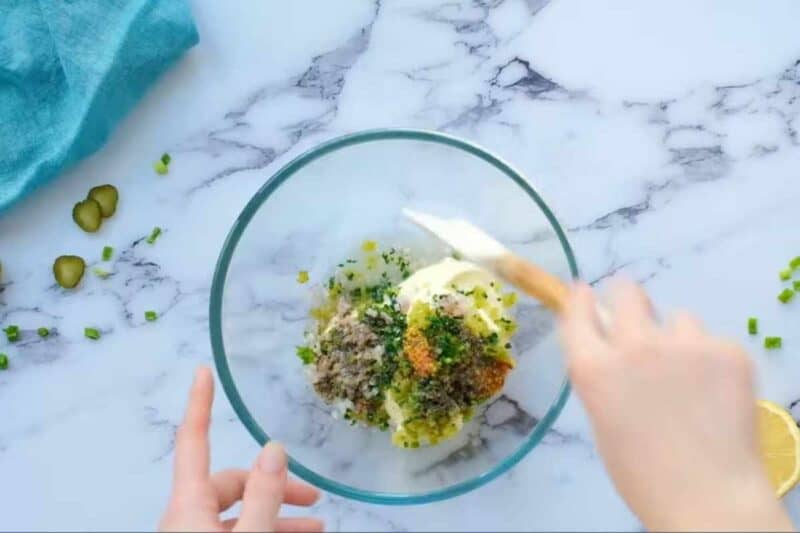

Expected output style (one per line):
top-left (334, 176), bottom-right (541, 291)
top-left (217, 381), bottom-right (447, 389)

top-left (210, 129), bottom-right (577, 504)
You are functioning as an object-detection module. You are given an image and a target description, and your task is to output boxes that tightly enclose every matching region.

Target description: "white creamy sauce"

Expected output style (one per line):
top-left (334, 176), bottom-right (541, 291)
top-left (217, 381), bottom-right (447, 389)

top-left (397, 257), bottom-right (502, 332)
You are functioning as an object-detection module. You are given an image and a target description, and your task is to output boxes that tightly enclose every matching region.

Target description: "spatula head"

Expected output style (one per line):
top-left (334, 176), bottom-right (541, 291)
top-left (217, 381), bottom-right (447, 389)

top-left (402, 208), bottom-right (509, 265)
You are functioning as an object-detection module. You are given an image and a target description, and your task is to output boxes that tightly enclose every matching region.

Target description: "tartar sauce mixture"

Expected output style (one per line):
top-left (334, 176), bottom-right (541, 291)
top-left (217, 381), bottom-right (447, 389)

top-left (296, 242), bottom-right (518, 448)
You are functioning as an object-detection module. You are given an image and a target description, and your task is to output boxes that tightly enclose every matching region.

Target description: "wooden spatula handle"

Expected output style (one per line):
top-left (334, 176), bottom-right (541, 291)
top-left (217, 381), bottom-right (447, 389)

top-left (495, 254), bottom-right (570, 314)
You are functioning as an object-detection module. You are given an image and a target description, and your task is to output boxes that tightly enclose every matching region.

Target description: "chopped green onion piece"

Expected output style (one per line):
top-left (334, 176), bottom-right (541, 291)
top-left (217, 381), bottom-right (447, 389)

top-left (84, 327), bottom-right (101, 340)
top-left (747, 317), bottom-right (758, 335)
top-left (102, 246), bottom-right (113, 261)
top-left (92, 267), bottom-right (111, 279)
top-left (297, 270), bottom-right (309, 284)
top-left (296, 346), bottom-right (316, 365)
top-left (0, 353), bottom-right (7, 370)
top-left (146, 226), bottom-right (162, 244)
top-left (779, 268), bottom-right (792, 281)
top-left (161, 153), bottom-right (171, 165)
top-left (764, 336), bottom-right (782, 349)
top-left (37, 327), bottom-right (49, 338)
top-left (145, 311), bottom-right (158, 322)
top-left (153, 160), bottom-right (168, 175)
top-left (791, 256), bottom-right (800, 270)
top-left (794, 280), bottom-right (800, 292)
top-left (4, 325), bottom-right (19, 342)
top-left (778, 288), bottom-right (795, 304)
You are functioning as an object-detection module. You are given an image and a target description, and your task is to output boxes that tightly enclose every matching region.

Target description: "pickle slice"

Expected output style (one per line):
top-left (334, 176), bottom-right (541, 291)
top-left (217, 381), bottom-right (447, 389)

top-left (88, 184), bottom-right (119, 218)
top-left (72, 199), bottom-right (102, 232)
top-left (53, 255), bottom-right (86, 288)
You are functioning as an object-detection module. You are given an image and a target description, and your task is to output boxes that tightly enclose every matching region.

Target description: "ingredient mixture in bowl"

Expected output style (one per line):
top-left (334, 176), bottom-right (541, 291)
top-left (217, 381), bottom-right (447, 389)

top-left (297, 242), bottom-right (518, 448)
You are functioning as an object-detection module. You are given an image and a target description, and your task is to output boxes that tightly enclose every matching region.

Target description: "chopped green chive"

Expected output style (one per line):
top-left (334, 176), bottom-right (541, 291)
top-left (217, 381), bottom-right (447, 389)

top-left (791, 256), bottom-right (800, 270)
top-left (779, 268), bottom-right (792, 281)
top-left (37, 327), bottom-right (50, 338)
top-left (161, 153), bottom-right (171, 166)
top-left (0, 353), bottom-right (7, 370)
top-left (146, 226), bottom-right (162, 244)
top-left (297, 270), bottom-right (309, 284)
top-left (794, 280), bottom-right (800, 292)
top-left (153, 160), bottom-right (168, 175)
top-left (102, 246), bottom-right (113, 261)
top-left (145, 310), bottom-right (158, 322)
top-left (764, 336), bottom-right (782, 349)
top-left (778, 288), bottom-right (795, 304)
top-left (92, 267), bottom-right (111, 279)
top-left (296, 346), bottom-right (316, 365)
top-left (4, 325), bottom-right (20, 342)
top-left (84, 327), bottom-right (101, 340)
top-left (747, 317), bottom-right (758, 335)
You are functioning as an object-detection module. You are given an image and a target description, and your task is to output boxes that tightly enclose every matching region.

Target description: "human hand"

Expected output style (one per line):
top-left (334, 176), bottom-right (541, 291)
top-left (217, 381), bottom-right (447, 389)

top-left (560, 281), bottom-right (792, 531)
top-left (159, 366), bottom-right (324, 532)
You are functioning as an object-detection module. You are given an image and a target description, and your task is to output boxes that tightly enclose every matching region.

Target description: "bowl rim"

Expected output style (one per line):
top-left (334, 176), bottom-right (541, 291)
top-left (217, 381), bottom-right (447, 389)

top-left (209, 128), bottom-right (577, 505)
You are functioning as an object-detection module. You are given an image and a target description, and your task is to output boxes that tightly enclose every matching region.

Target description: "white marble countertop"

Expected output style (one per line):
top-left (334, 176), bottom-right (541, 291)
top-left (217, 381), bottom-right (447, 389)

top-left (2, 0), bottom-right (800, 530)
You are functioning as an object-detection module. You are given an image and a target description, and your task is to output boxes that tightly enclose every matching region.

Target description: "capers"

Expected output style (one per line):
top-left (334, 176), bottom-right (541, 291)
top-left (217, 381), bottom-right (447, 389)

top-left (53, 255), bottom-right (86, 288)
top-left (72, 199), bottom-right (102, 232)
top-left (88, 184), bottom-right (119, 218)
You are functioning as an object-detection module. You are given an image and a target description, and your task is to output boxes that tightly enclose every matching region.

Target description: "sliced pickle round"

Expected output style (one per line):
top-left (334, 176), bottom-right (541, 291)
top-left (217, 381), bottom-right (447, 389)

top-left (72, 199), bottom-right (102, 232)
top-left (88, 184), bottom-right (119, 218)
top-left (53, 255), bottom-right (86, 289)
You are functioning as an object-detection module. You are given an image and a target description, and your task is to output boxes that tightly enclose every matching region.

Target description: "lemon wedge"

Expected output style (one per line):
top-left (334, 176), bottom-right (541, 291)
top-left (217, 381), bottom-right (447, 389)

top-left (757, 399), bottom-right (800, 497)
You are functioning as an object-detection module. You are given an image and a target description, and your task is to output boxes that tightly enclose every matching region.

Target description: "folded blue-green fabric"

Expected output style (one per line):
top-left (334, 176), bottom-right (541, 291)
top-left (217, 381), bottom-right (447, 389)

top-left (0, 0), bottom-right (198, 213)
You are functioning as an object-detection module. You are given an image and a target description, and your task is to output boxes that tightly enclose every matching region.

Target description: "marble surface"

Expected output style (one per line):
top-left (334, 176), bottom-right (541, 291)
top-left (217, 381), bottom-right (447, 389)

top-left (2, 0), bottom-right (800, 530)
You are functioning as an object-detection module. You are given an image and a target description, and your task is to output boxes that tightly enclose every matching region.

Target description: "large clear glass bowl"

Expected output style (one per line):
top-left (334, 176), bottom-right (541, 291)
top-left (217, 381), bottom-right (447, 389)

top-left (210, 129), bottom-right (577, 504)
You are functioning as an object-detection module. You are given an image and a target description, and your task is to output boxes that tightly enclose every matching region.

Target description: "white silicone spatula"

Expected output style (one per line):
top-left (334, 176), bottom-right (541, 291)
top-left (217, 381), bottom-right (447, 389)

top-left (403, 209), bottom-right (571, 314)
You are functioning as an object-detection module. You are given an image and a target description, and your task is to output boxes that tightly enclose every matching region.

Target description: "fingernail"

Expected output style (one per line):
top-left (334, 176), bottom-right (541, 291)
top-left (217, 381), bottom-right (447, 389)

top-left (258, 442), bottom-right (286, 473)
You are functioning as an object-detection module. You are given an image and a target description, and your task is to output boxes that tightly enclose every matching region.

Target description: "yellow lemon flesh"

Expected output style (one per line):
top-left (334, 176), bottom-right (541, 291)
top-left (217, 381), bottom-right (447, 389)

top-left (757, 399), bottom-right (800, 497)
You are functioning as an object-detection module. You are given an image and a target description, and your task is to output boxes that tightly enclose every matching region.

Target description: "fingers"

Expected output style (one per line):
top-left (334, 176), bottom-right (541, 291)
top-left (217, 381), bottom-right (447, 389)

top-left (607, 279), bottom-right (657, 344)
top-left (285, 479), bottom-right (322, 506)
top-left (211, 469), bottom-right (248, 511)
top-left (666, 311), bottom-right (704, 339)
top-left (212, 469), bottom-right (320, 510)
top-left (174, 366), bottom-right (214, 487)
top-left (560, 282), bottom-right (608, 360)
top-left (275, 517), bottom-right (325, 532)
top-left (227, 517), bottom-right (324, 533)
top-left (234, 442), bottom-right (288, 532)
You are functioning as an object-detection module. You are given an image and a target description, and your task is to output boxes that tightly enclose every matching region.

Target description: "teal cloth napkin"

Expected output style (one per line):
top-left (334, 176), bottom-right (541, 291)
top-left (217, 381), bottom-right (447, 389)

top-left (0, 0), bottom-right (198, 213)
